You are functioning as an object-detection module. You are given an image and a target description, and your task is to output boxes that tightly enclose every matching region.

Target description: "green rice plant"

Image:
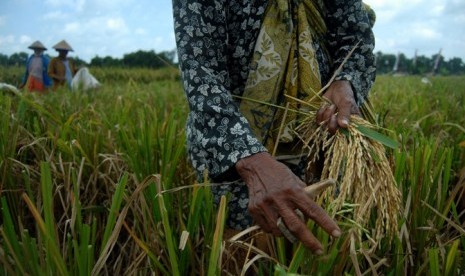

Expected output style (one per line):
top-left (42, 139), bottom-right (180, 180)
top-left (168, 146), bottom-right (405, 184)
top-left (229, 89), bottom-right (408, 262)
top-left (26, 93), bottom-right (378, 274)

top-left (429, 248), bottom-right (441, 276)
top-left (0, 65), bottom-right (23, 85)
top-left (267, 76), bottom-right (465, 275)
top-left (445, 239), bottom-right (461, 276)
top-left (1, 69), bottom-right (191, 274)
top-left (1, 70), bottom-right (464, 275)
top-left (207, 195), bottom-right (227, 276)
top-left (89, 66), bottom-right (180, 84)
top-left (0, 96), bottom-right (20, 224)
top-left (0, 163), bottom-right (69, 275)
top-left (154, 174), bottom-right (180, 276)
top-left (99, 173), bottom-right (128, 258)
top-left (178, 182), bottom-right (214, 274)
top-left (0, 163), bottom-right (132, 275)
top-left (371, 75), bottom-right (464, 169)
top-left (1, 197), bottom-right (29, 275)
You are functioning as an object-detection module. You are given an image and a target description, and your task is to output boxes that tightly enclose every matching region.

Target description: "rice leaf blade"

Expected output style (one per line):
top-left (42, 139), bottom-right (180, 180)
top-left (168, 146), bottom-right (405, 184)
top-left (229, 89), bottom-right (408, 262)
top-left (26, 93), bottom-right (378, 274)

top-left (355, 124), bottom-right (398, 149)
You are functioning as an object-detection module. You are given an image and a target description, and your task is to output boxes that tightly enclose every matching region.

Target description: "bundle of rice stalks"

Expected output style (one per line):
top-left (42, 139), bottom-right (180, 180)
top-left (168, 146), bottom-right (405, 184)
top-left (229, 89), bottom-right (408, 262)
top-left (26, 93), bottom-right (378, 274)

top-left (296, 110), bottom-right (402, 242)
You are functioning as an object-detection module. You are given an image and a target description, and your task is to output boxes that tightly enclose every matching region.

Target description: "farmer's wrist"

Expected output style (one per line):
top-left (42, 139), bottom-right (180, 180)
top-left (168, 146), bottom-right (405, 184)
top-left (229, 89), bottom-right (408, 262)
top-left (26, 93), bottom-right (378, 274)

top-left (327, 80), bottom-right (352, 95)
top-left (235, 152), bottom-right (270, 181)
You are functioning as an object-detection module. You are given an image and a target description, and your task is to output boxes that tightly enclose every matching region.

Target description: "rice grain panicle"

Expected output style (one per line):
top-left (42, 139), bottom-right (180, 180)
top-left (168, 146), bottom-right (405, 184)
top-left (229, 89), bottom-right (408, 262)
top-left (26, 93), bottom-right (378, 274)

top-left (296, 109), bottom-right (402, 243)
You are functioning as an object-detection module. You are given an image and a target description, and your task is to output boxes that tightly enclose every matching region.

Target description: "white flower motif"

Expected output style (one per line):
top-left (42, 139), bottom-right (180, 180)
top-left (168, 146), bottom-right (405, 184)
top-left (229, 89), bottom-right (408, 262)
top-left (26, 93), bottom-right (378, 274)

top-left (233, 46), bottom-right (245, 58)
top-left (194, 129), bottom-right (204, 141)
top-left (202, 22), bottom-right (217, 33)
top-left (217, 137), bottom-right (225, 146)
top-left (212, 105), bottom-right (221, 113)
top-left (179, 8), bottom-right (186, 18)
top-left (207, 147), bottom-right (218, 157)
top-left (240, 150), bottom-right (250, 157)
top-left (193, 46), bottom-right (203, 57)
top-left (211, 85), bottom-right (222, 94)
top-left (228, 151), bottom-right (240, 163)
top-left (188, 3), bottom-right (202, 14)
top-left (188, 69), bottom-right (197, 79)
top-left (184, 26), bottom-right (194, 37)
top-left (187, 84), bottom-right (195, 93)
top-left (208, 118), bottom-right (216, 128)
top-left (238, 198), bottom-right (248, 208)
top-left (230, 123), bottom-right (245, 136)
top-left (198, 84), bottom-right (209, 96)
top-left (201, 138), bottom-right (209, 147)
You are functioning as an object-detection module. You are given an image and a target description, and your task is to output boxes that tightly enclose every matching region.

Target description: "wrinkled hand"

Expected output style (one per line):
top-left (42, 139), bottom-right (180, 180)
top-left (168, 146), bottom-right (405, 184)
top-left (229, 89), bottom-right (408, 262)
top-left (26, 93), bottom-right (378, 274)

top-left (316, 80), bottom-right (360, 134)
top-left (235, 152), bottom-right (341, 253)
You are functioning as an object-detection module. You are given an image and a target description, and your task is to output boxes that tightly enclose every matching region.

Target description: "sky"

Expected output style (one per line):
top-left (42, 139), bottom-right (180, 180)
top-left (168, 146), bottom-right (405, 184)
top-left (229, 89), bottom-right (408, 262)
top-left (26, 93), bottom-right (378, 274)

top-left (1, 0), bottom-right (464, 63)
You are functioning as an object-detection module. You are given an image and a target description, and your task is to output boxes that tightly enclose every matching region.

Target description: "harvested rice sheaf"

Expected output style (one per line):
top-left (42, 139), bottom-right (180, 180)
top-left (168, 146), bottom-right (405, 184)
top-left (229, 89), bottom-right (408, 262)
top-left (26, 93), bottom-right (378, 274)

top-left (297, 114), bottom-right (402, 242)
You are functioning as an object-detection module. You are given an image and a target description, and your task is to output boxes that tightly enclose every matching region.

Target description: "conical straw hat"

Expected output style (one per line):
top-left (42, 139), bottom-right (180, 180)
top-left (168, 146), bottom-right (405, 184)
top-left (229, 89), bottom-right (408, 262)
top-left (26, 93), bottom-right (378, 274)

top-left (28, 40), bottom-right (47, 50)
top-left (53, 40), bottom-right (74, 51)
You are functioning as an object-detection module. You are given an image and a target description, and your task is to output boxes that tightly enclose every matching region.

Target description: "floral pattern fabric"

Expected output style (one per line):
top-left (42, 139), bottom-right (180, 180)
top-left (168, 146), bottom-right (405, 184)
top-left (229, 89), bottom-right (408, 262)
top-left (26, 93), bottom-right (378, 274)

top-left (173, 0), bottom-right (269, 180)
top-left (173, 0), bottom-right (376, 229)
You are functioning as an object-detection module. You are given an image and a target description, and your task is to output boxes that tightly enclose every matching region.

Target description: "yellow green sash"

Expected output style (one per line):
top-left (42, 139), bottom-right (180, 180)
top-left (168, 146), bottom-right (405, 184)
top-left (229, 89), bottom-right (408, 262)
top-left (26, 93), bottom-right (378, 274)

top-left (239, 0), bottom-right (327, 152)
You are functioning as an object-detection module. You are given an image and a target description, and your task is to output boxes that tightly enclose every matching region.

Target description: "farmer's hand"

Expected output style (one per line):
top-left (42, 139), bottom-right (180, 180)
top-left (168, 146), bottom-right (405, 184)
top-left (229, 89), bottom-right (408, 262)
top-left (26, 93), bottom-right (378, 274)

top-left (235, 152), bottom-right (341, 253)
top-left (316, 80), bottom-right (360, 134)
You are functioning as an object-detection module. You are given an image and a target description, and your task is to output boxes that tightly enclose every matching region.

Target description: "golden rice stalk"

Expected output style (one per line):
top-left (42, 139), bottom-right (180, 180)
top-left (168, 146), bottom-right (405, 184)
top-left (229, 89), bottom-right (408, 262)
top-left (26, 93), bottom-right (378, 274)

top-left (297, 113), bottom-right (402, 242)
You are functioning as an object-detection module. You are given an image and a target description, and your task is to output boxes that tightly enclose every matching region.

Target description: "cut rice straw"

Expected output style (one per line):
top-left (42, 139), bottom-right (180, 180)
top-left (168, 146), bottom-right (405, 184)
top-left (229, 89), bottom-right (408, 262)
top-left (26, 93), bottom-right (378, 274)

top-left (296, 111), bottom-right (402, 242)
top-left (235, 40), bottom-right (402, 245)
top-left (288, 41), bottom-right (402, 243)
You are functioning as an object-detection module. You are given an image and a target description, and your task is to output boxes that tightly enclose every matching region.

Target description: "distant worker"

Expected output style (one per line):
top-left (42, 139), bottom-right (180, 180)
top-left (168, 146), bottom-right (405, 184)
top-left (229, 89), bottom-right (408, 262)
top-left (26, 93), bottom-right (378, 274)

top-left (20, 40), bottom-right (52, 92)
top-left (48, 40), bottom-right (77, 90)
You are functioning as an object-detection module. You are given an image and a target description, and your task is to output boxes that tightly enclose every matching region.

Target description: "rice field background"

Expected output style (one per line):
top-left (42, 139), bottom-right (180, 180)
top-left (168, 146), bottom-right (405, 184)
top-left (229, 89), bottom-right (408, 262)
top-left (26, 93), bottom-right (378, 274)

top-left (0, 65), bottom-right (464, 275)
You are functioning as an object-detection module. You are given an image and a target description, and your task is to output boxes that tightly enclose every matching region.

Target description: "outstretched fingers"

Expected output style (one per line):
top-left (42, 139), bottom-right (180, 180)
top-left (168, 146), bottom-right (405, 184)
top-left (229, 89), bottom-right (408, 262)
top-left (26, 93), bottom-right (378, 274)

top-left (278, 206), bottom-right (324, 254)
top-left (298, 197), bottom-right (341, 239)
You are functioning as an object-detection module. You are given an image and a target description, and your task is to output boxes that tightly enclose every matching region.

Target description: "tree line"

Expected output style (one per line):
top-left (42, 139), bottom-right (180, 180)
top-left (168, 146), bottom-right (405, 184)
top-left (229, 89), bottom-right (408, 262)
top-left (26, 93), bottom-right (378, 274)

top-left (89, 50), bottom-right (176, 68)
top-left (375, 51), bottom-right (465, 75)
top-left (1, 50), bottom-right (464, 75)
top-left (0, 49), bottom-right (176, 69)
